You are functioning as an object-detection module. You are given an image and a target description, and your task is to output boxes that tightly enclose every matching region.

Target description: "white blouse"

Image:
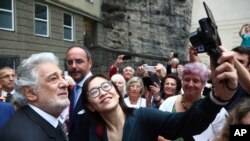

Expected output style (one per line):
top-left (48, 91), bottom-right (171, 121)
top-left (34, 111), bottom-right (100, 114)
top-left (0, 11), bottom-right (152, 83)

top-left (124, 97), bottom-right (146, 108)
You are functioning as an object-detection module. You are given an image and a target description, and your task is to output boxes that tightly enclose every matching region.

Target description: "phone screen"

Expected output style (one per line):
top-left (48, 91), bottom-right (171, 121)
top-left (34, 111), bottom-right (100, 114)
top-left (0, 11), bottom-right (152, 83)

top-left (145, 66), bottom-right (155, 72)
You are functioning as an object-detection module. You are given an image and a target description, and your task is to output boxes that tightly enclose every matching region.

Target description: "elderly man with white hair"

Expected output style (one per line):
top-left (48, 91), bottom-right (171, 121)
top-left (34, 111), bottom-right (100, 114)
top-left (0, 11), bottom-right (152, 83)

top-left (0, 52), bottom-right (69, 141)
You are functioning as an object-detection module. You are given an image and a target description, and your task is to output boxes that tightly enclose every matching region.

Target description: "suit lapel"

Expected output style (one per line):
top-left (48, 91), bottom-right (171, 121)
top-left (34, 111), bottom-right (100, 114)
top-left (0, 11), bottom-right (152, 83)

top-left (69, 88), bottom-right (74, 126)
top-left (69, 88), bottom-right (85, 129)
top-left (22, 106), bottom-right (57, 138)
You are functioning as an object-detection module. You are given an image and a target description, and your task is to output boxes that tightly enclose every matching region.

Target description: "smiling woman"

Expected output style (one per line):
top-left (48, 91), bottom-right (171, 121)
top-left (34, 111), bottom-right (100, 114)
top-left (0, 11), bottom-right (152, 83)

top-left (81, 60), bottom-right (238, 141)
top-left (159, 62), bottom-right (228, 141)
top-left (150, 73), bottom-right (182, 109)
top-left (124, 76), bottom-right (146, 108)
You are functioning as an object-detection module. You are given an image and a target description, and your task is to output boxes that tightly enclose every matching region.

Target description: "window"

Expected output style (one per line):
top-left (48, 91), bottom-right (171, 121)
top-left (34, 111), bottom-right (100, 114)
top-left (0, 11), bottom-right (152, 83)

top-left (87, 0), bottom-right (94, 3)
top-left (84, 18), bottom-right (97, 48)
top-left (0, 0), bottom-right (14, 31)
top-left (0, 55), bottom-right (19, 70)
top-left (35, 3), bottom-right (49, 37)
top-left (63, 12), bottom-right (73, 41)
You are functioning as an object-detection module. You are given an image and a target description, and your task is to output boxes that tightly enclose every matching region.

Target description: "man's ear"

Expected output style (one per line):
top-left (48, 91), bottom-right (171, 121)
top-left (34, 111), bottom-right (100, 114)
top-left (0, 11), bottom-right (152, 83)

top-left (22, 86), bottom-right (38, 102)
top-left (87, 104), bottom-right (95, 112)
top-left (87, 59), bottom-right (93, 70)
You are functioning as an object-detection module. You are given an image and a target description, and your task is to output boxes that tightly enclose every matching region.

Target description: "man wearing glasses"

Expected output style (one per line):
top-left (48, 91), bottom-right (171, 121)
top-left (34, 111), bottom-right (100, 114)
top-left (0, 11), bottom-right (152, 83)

top-left (66, 46), bottom-right (92, 141)
top-left (0, 67), bottom-right (15, 103)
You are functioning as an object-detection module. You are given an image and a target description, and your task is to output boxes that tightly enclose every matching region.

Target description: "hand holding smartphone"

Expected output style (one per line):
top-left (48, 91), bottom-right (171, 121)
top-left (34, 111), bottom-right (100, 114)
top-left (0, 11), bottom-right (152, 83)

top-left (144, 66), bottom-right (156, 72)
top-left (143, 74), bottom-right (160, 90)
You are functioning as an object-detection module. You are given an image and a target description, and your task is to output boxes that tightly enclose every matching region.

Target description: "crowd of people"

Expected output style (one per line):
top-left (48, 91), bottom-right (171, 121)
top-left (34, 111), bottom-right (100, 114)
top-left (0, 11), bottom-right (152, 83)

top-left (0, 24), bottom-right (250, 141)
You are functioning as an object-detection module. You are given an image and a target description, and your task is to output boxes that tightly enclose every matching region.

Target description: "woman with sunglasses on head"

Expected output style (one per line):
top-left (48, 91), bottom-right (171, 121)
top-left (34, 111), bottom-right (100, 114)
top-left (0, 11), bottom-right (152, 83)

top-left (80, 53), bottom-right (237, 141)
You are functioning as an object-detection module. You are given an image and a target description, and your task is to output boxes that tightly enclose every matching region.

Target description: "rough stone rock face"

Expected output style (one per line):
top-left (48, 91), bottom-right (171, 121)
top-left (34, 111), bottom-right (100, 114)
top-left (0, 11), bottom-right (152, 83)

top-left (93, 0), bottom-right (193, 73)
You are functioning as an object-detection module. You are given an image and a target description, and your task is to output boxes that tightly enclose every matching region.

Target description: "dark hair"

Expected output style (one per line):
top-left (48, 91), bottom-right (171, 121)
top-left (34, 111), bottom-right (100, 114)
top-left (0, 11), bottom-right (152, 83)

top-left (232, 46), bottom-right (250, 66)
top-left (231, 98), bottom-right (250, 124)
top-left (232, 46), bottom-right (250, 54)
top-left (173, 53), bottom-right (178, 58)
top-left (66, 45), bottom-right (92, 60)
top-left (82, 74), bottom-right (134, 118)
top-left (161, 73), bottom-right (182, 95)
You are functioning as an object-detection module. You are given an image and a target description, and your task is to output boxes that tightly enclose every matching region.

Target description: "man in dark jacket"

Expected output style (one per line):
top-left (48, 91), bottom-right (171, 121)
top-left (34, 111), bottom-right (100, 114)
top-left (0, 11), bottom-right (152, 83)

top-left (66, 46), bottom-right (92, 141)
top-left (0, 52), bottom-right (69, 141)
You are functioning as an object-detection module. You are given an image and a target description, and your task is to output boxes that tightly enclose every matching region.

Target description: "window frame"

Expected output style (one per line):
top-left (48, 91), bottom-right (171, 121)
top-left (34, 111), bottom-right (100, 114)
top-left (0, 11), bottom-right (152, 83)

top-left (34, 2), bottom-right (49, 37)
top-left (0, 0), bottom-right (14, 31)
top-left (87, 0), bottom-right (94, 3)
top-left (63, 12), bottom-right (73, 42)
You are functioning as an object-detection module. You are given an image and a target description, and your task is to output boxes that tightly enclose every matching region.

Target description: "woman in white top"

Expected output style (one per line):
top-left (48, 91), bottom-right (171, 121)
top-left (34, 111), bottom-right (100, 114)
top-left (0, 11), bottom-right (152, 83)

top-left (159, 62), bottom-right (228, 141)
top-left (111, 74), bottom-right (127, 98)
top-left (124, 76), bottom-right (146, 108)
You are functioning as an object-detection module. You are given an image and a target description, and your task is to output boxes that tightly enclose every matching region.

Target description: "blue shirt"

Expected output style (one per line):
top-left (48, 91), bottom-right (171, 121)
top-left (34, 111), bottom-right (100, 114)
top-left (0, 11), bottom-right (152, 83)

top-left (241, 34), bottom-right (250, 48)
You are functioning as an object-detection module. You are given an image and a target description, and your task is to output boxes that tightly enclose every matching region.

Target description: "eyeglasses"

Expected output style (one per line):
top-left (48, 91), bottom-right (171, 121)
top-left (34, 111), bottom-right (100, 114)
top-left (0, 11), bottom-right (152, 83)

top-left (87, 81), bottom-right (112, 98)
top-left (66, 59), bottom-right (84, 66)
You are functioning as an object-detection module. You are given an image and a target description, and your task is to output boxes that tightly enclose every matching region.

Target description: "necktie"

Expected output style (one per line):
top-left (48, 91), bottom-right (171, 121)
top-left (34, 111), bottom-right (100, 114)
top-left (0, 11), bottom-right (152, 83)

top-left (5, 93), bottom-right (12, 102)
top-left (65, 113), bottom-right (70, 133)
top-left (73, 85), bottom-right (80, 107)
top-left (57, 122), bottom-right (68, 141)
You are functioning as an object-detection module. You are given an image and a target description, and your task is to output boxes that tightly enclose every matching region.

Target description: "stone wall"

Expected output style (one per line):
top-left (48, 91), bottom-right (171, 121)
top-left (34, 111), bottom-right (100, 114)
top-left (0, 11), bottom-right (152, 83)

top-left (93, 0), bottom-right (193, 73)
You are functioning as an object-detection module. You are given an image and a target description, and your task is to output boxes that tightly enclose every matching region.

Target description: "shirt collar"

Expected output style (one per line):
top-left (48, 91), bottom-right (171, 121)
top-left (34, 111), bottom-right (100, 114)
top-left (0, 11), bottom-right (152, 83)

top-left (58, 106), bottom-right (69, 123)
top-left (1, 90), bottom-right (15, 97)
top-left (28, 104), bottom-right (59, 128)
top-left (77, 72), bottom-right (92, 87)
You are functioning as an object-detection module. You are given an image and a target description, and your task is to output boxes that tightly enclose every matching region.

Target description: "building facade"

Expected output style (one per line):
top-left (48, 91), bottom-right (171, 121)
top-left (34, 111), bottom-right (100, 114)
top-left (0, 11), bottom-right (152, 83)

top-left (191, 0), bottom-right (250, 64)
top-left (0, 0), bottom-right (102, 70)
top-left (2, 0), bottom-right (247, 74)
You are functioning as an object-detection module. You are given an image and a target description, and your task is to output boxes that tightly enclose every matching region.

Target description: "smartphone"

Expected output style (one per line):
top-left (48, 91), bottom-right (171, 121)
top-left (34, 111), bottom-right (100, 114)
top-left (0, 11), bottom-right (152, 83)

top-left (150, 73), bottom-right (160, 85)
top-left (142, 77), bottom-right (154, 90)
top-left (122, 55), bottom-right (132, 60)
top-left (145, 66), bottom-right (156, 72)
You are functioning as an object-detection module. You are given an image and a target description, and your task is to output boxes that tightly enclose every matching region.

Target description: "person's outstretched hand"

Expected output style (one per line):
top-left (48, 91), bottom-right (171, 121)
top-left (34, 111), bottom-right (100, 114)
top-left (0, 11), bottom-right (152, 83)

top-left (211, 46), bottom-right (238, 101)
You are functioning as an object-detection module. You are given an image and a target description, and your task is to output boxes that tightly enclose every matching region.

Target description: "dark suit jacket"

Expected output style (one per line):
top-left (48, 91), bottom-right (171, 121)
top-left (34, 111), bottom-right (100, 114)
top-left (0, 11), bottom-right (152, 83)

top-left (0, 106), bottom-right (67, 141)
top-left (0, 102), bottom-right (14, 128)
top-left (68, 87), bottom-right (90, 141)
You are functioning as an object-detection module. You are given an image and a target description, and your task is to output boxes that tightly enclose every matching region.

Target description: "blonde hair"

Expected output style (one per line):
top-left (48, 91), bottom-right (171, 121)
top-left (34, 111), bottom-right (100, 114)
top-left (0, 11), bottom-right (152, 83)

top-left (126, 76), bottom-right (145, 95)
